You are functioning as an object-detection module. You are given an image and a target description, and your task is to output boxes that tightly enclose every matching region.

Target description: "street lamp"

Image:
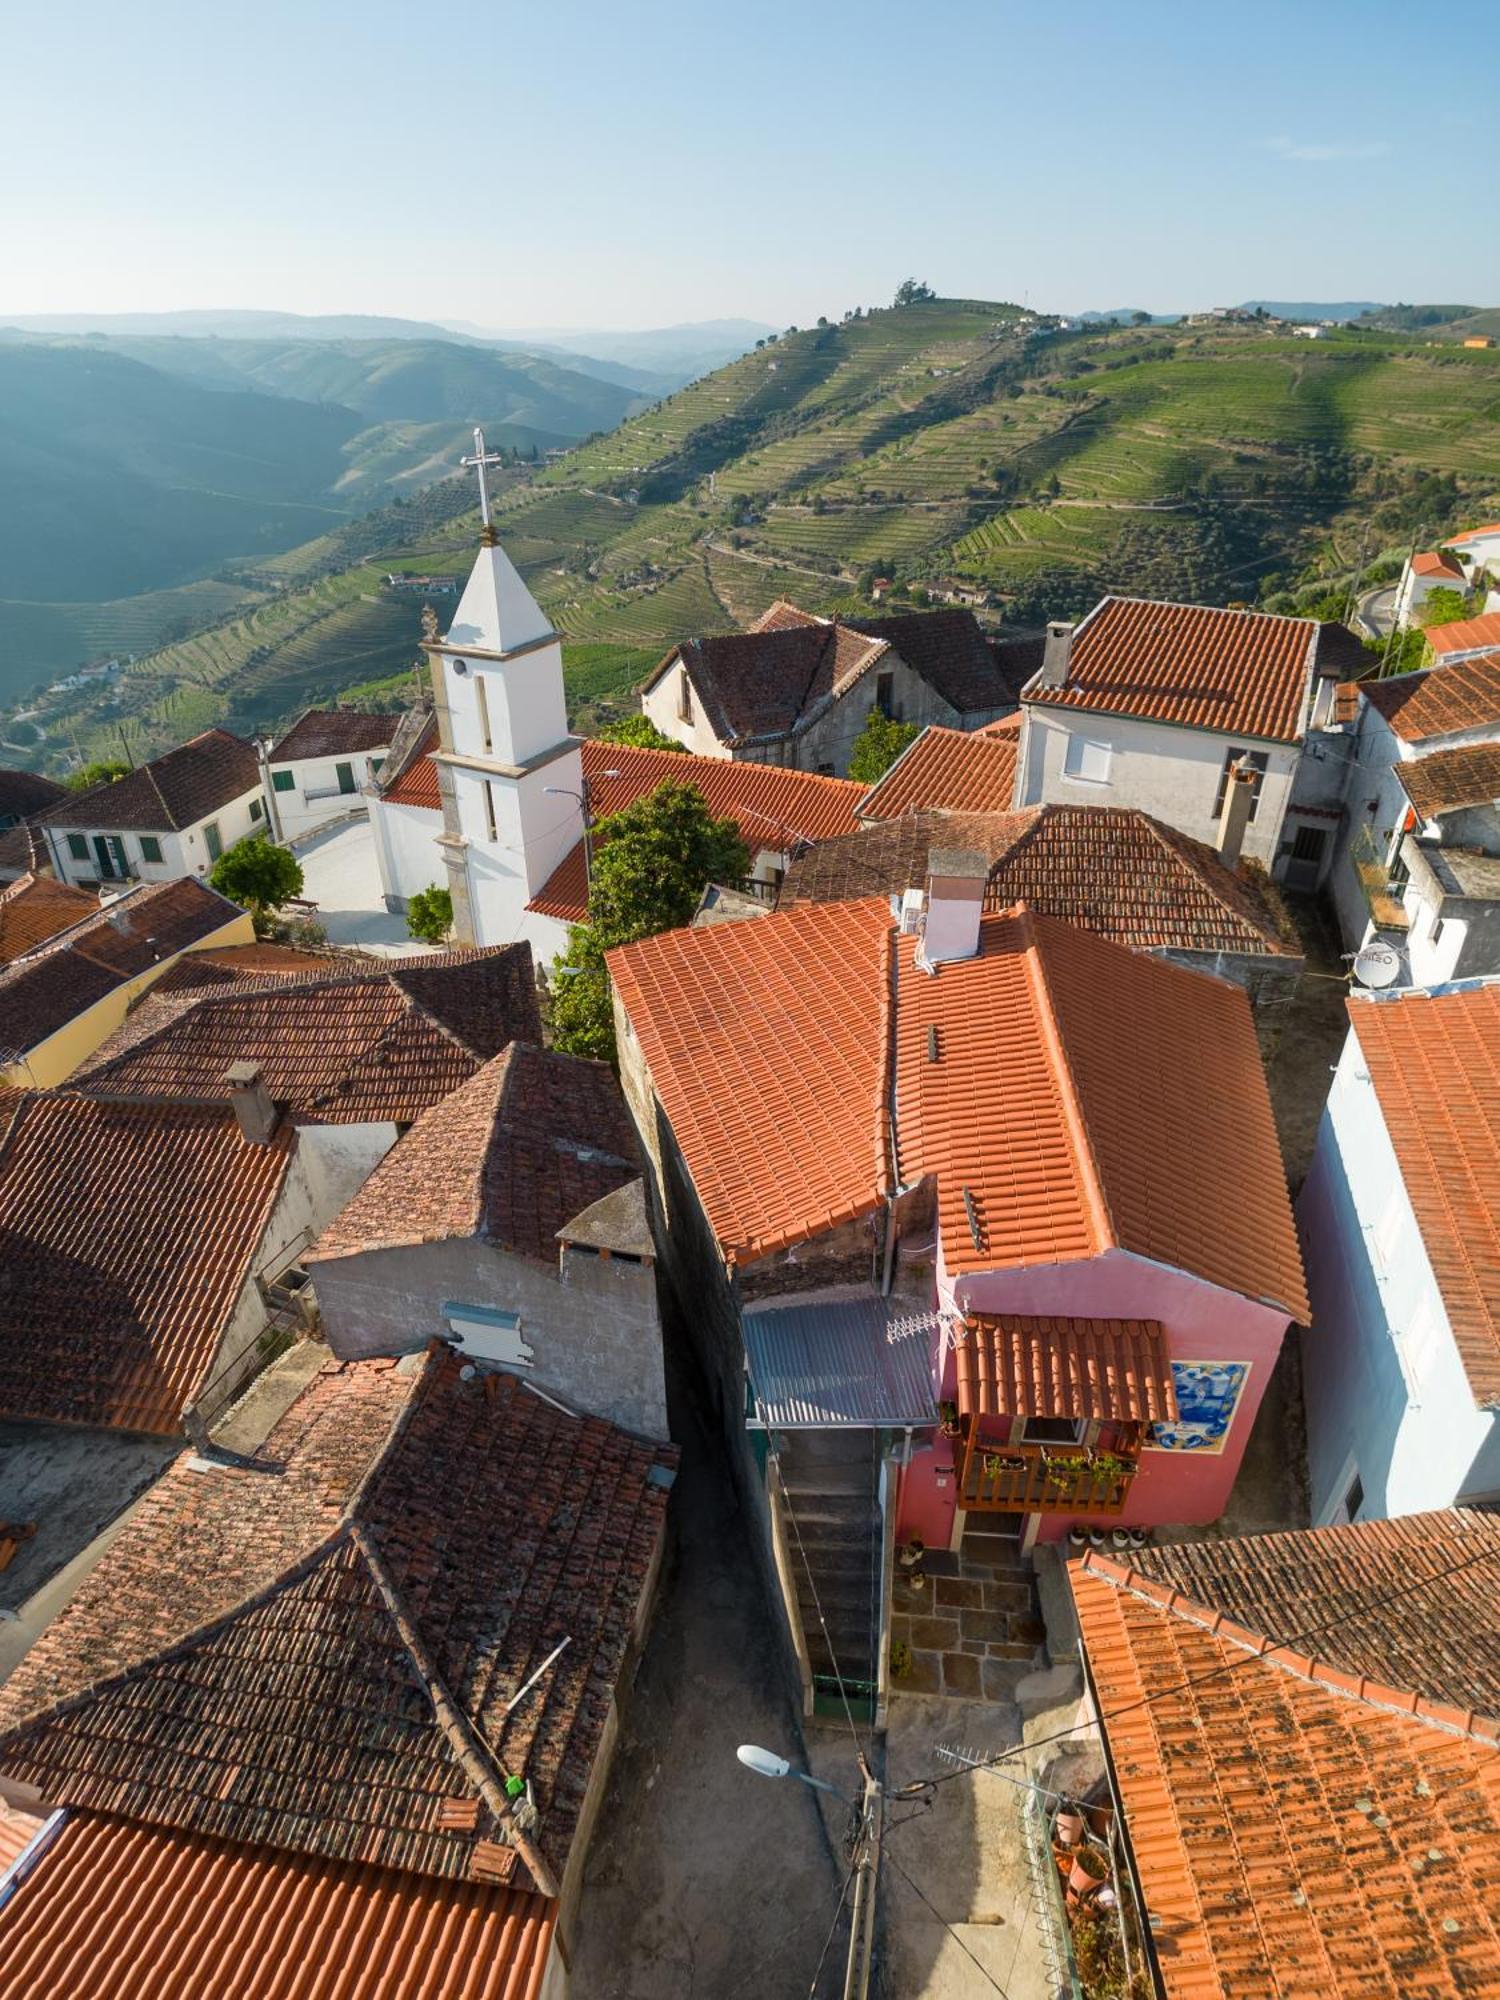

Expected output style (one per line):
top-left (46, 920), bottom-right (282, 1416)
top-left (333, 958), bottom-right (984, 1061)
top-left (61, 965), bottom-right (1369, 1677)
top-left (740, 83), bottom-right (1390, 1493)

top-left (545, 769), bottom-right (621, 893)
top-left (736, 1743), bottom-right (849, 1799)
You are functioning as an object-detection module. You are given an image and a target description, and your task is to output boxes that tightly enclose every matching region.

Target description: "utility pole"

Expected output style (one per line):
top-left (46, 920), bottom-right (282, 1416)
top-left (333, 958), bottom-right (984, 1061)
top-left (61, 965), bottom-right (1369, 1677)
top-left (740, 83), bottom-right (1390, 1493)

top-left (842, 1753), bottom-right (883, 2000)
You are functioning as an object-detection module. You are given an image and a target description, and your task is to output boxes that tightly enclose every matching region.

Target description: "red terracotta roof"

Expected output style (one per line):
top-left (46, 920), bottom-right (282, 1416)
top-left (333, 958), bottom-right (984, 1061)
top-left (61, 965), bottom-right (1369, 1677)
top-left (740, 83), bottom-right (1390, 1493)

top-left (379, 713), bottom-right (441, 810)
top-left (309, 1043), bottom-right (640, 1265)
top-left (1426, 613), bottom-right (1500, 658)
top-left (0, 873), bottom-right (97, 965)
top-left (1024, 596), bottom-right (1331, 744)
top-left (1349, 984), bottom-right (1500, 1407)
top-left (76, 945), bottom-right (540, 1123)
top-left (858, 725), bottom-right (1019, 818)
top-left (1450, 523), bottom-right (1500, 544)
top-left (1411, 550), bottom-right (1466, 579)
top-left (0, 1093), bottom-right (293, 1433)
top-left (0, 766), bottom-right (66, 823)
top-left (0, 1811), bottom-right (556, 2000)
top-left (1071, 1510), bottom-right (1500, 1999)
top-left (1360, 654), bottom-right (1500, 742)
top-left (268, 709), bottom-right (400, 763)
top-left (1396, 743), bottom-right (1500, 819)
top-left (608, 898), bottom-right (894, 1263)
top-left (0, 1799), bottom-right (46, 1873)
top-left (953, 1314), bottom-right (1176, 1422)
top-left (43, 730), bottom-right (260, 832)
top-left (151, 941), bottom-right (371, 993)
top-left (0, 1351), bottom-right (676, 1892)
top-left (611, 900), bottom-right (1307, 1316)
top-left (528, 740), bottom-right (863, 925)
top-left (783, 804), bottom-right (1299, 960)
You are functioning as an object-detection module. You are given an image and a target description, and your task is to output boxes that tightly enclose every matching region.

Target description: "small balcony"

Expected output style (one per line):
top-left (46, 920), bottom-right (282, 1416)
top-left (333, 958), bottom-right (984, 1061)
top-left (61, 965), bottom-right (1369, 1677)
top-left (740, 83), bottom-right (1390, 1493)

top-left (958, 1430), bottom-right (1141, 1516)
top-left (1349, 823), bottom-right (1410, 933)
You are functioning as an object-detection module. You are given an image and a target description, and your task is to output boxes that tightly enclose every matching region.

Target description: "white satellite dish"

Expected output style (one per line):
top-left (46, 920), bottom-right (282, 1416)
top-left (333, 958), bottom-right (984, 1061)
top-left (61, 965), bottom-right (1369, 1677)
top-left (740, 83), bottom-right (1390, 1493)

top-left (1352, 940), bottom-right (1401, 989)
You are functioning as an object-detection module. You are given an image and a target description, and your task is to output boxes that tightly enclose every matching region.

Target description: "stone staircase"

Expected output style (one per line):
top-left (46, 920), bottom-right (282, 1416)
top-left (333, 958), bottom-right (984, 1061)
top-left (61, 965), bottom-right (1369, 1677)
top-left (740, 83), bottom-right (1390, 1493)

top-left (776, 1429), bottom-right (883, 1709)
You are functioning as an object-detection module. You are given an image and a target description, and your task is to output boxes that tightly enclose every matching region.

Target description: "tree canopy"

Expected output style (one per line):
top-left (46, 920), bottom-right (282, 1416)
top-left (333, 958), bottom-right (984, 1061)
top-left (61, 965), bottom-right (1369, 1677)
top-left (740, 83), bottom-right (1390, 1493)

top-left (847, 709), bottom-right (921, 785)
top-left (67, 758), bottom-right (130, 792)
top-left (593, 714), bottom-right (686, 752)
top-left (550, 780), bottom-right (750, 1063)
top-left (208, 835), bottom-right (304, 924)
top-left (893, 279), bottom-right (936, 307)
top-left (1418, 586), bottom-right (1470, 628)
top-left (405, 883), bottom-right (453, 944)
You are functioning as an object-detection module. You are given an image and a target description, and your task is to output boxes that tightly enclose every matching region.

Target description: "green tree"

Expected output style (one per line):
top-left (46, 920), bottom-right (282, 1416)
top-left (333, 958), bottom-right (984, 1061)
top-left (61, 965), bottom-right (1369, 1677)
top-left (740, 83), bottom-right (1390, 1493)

top-left (208, 835), bottom-right (304, 926)
top-left (847, 709), bottom-right (920, 785)
top-left (550, 782), bottom-right (750, 1063)
top-left (594, 714), bottom-right (686, 753)
top-left (67, 758), bottom-right (130, 791)
top-left (406, 883), bottom-right (454, 943)
top-left (1419, 586), bottom-right (1470, 628)
top-left (893, 279), bottom-right (936, 307)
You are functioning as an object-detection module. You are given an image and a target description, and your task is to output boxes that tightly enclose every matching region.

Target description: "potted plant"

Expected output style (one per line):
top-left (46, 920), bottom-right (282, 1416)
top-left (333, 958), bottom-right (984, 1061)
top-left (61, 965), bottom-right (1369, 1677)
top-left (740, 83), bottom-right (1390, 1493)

top-left (1068, 1844), bottom-right (1111, 1897)
top-left (1053, 1804), bottom-right (1085, 1848)
top-left (1092, 1450), bottom-right (1138, 1482)
top-left (938, 1400), bottom-right (961, 1439)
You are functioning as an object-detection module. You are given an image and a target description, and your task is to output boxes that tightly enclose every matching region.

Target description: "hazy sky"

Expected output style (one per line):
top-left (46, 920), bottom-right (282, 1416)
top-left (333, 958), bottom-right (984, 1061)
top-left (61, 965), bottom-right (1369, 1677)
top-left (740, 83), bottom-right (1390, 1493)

top-left (4, 0), bottom-right (1495, 329)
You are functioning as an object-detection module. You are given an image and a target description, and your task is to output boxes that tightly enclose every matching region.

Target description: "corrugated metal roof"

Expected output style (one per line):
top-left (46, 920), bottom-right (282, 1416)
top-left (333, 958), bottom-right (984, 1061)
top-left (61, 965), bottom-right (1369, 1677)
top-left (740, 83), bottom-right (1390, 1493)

top-left (743, 1293), bottom-right (941, 1427)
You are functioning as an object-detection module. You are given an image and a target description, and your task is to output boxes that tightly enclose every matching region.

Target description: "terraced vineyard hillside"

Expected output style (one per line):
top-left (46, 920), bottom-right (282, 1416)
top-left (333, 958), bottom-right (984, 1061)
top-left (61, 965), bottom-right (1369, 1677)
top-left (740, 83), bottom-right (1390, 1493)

top-left (33, 299), bottom-right (1500, 766)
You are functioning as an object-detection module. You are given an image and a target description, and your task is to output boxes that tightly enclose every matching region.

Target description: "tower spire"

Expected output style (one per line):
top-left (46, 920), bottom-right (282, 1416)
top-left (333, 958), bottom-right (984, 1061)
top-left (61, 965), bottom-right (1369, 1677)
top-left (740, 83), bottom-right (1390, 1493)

top-left (460, 425), bottom-right (507, 546)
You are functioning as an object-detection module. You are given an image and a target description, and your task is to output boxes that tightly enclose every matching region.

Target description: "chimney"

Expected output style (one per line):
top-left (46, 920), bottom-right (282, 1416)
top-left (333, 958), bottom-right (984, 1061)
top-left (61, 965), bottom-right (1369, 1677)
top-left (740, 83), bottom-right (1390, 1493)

top-left (224, 1060), bottom-right (277, 1145)
top-left (1216, 757), bottom-right (1258, 871)
top-left (1038, 620), bottom-right (1075, 690)
top-left (920, 849), bottom-right (988, 967)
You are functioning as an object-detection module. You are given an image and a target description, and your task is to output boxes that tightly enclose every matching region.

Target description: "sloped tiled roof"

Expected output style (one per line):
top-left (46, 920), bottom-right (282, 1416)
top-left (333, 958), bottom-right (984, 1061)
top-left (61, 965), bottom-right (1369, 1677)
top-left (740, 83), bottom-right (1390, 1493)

top-left (150, 940), bottom-right (371, 994)
top-left (0, 873), bottom-right (97, 964)
top-left (44, 730), bottom-right (260, 832)
top-left (1396, 742), bottom-right (1500, 819)
top-left (0, 1799), bottom-right (45, 1873)
top-left (1071, 1510), bottom-right (1500, 1999)
top-left (528, 741), bottom-right (863, 924)
top-left (842, 608), bottom-right (1012, 714)
top-left (1426, 612), bottom-right (1500, 659)
top-left (0, 1093), bottom-right (293, 1433)
top-left (0, 877), bottom-right (244, 1062)
top-left (1023, 596), bottom-right (1333, 745)
top-left (1361, 654), bottom-right (1500, 742)
top-left (378, 713), bottom-right (442, 810)
top-left (1350, 984), bottom-right (1500, 1407)
top-left (309, 1043), bottom-right (639, 1266)
top-left (1411, 549), bottom-right (1466, 579)
top-left (0, 1811), bottom-right (557, 2000)
top-left (610, 900), bottom-right (1307, 1317)
top-left (608, 898), bottom-right (894, 1264)
top-left (0, 766), bottom-right (66, 821)
top-left (953, 1314), bottom-right (1176, 1422)
top-left (782, 803), bottom-right (1299, 960)
top-left (268, 709), bottom-right (400, 763)
top-left (0, 1351), bottom-right (675, 1892)
top-left (857, 724), bottom-right (1019, 818)
top-left (76, 945), bottom-right (539, 1123)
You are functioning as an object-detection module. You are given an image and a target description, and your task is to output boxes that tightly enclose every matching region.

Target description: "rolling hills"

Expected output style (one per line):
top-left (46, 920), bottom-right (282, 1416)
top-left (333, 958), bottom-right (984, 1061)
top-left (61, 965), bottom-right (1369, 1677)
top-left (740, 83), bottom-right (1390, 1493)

top-left (17, 298), bottom-right (1500, 768)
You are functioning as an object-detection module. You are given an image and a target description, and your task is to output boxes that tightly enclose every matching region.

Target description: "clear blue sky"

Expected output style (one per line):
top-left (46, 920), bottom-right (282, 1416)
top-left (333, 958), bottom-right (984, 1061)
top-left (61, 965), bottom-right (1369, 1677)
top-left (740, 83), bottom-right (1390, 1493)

top-left (5, 0), bottom-right (1495, 329)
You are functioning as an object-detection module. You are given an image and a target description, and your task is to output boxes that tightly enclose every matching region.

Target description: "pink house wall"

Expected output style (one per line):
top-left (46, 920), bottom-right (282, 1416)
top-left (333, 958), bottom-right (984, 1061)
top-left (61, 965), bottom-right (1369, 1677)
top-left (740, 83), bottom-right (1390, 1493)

top-left (895, 1244), bottom-right (1292, 1548)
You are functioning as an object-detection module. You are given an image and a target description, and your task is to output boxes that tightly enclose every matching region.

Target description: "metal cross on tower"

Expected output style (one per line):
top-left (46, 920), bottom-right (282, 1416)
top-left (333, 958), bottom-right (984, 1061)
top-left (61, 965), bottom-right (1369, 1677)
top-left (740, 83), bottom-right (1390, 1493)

top-left (460, 426), bottom-right (507, 533)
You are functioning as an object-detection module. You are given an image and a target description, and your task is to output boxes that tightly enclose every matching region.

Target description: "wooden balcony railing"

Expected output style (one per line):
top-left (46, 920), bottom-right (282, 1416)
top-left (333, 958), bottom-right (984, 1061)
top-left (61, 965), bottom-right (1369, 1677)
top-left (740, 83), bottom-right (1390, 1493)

top-left (959, 1433), bottom-right (1140, 1516)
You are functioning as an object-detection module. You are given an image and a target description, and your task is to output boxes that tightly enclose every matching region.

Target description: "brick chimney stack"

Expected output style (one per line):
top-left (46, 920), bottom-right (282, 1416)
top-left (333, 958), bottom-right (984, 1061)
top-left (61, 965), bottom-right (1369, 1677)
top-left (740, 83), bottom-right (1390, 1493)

top-left (224, 1060), bottom-right (278, 1145)
top-left (1217, 757), bottom-right (1258, 871)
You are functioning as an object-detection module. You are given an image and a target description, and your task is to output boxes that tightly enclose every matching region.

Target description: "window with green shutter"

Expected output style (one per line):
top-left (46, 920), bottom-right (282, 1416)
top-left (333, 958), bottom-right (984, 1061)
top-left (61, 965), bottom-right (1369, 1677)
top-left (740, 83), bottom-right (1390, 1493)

top-left (272, 770), bottom-right (295, 793)
top-left (250, 797), bottom-right (264, 821)
top-left (336, 761), bottom-right (356, 794)
top-left (67, 833), bottom-right (89, 861)
top-left (139, 835), bottom-right (163, 864)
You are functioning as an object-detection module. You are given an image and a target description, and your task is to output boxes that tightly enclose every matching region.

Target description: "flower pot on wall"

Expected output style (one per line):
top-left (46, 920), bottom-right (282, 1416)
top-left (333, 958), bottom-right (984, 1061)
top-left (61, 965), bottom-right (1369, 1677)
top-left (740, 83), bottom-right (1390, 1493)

top-left (1054, 1807), bottom-right (1085, 1848)
top-left (1068, 1846), bottom-right (1110, 1896)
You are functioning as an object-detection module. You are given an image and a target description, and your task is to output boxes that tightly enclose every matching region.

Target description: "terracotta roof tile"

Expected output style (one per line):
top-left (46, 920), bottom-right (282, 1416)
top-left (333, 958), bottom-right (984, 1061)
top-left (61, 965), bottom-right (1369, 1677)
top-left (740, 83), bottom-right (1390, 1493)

top-left (0, 874), bottom-right (97, 964)
top-left (379, 714), bottom-right (442, 810)
top-left (1349, 984), bottom-right (1500, 1406)
top-left (0, 1811), bottom-right (556, 2000)
top-left (1426, 613), bottom-right (1500, 659)
top-left (1361, 654), bottom-right (1500, 742)
top-left (0, 767), bottom-right (66, 822)
top-left (309, 1043), bottom-right (640, 1265)
top-left (268, 709), bottom-right (400, 763)
top-left (150, 940), bottom-right (372, 993)
top-left (608, 898), bottom-right (893, 1263)
top-left (528, 741), bottom-right (862, 926)
top-left (0, 1093), bottom-right (293, 1433)
top-left (0, 1799), bottom-right (46, 1873)
top-left (953, 1314), bottom-right (1177, 1422)
top-left (611, 900), bottom-right (1306, 1315)
top-left (1071, 1509), bottom-right (1500, 1999)
top-left (0, 1353), bottom-right (675, 1891)
top-left (1396, 743), bottom-right (1500, 819)
top-left (858, 725), bottom-right (1019, 818)
top-left (43, 730), bottom-right (260, 833)
top-left (1024, 596), bottom-right (1334, 744)
top-left (842, 609), bottom-right (1012, 715)
top-left (783, 804), bottom-right (1299, 959)
top-left (1411, 550), bottom-right (1467, 579)
top-left (76, 946), bottom-right (540, 1123)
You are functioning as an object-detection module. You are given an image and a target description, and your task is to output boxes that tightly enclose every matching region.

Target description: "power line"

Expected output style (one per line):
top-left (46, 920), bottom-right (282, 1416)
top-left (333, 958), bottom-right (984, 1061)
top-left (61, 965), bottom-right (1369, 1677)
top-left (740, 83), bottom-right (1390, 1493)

top-left (903, 1535), bottom-right (1500, 1796)
top-left (883, 1847), bottom-right (1012, 1998)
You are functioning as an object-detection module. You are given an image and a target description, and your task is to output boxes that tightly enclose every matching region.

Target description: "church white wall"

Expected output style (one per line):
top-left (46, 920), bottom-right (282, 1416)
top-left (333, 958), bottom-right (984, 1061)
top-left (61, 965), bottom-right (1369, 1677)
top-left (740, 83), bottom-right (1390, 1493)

top-left (444, 645), bottom-right (570, 769)
top-left (369, 797), bottom-right (444, 910)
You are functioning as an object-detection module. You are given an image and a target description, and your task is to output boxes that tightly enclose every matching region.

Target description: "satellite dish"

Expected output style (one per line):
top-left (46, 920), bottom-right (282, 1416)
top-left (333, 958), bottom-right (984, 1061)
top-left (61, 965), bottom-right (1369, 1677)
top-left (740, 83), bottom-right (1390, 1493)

top-left (1353, 940), bottom-right (1401, 989)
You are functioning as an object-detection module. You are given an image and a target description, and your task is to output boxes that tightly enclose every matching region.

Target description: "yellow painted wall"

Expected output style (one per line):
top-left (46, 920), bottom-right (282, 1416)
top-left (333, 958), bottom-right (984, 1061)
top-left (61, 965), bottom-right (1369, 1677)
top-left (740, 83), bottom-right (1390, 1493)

top-left (4, 909), bottom-right (255, 1090)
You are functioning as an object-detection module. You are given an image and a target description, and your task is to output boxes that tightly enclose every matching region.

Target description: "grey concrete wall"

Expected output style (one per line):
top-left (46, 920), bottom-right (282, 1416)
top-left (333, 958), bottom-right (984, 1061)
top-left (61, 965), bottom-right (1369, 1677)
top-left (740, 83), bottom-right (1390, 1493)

top-left (312, 1235), bottom-right (668, 1441)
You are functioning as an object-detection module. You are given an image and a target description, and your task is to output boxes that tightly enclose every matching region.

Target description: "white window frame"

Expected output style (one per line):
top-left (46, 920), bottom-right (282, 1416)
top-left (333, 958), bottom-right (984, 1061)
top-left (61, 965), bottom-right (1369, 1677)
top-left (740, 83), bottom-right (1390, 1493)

top-left (1062, 735), bottom-right (1112, 785)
